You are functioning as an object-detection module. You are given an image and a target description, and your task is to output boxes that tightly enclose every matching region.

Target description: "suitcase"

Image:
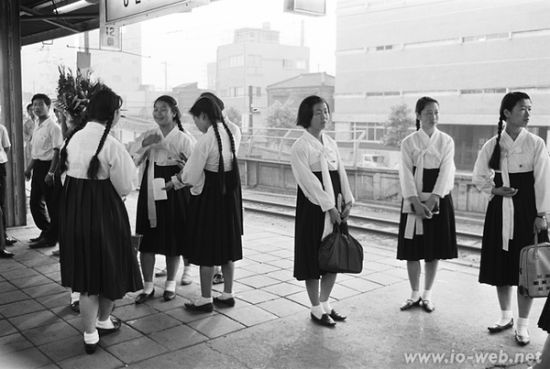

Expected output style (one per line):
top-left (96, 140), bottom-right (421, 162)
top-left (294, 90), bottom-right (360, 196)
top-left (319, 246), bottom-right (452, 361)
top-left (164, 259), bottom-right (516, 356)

top-left (518, 232), bottom-right (550, 298)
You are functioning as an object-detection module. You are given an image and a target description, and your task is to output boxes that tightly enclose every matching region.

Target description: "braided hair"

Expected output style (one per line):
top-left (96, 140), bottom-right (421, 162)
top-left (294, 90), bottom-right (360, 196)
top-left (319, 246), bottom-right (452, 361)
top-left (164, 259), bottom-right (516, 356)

top-left (414, 96), bottom-right (439, 131)
top-left (58, 122), bottom-right (85, 174)
top-left (86, 88), bottom-right (123, 179)
top-left (488, 92), bottom-right (531, 170)
top-left (189, 97), bottom-right (234, 194)
top-left (154, 95), bottom-right (185, 132)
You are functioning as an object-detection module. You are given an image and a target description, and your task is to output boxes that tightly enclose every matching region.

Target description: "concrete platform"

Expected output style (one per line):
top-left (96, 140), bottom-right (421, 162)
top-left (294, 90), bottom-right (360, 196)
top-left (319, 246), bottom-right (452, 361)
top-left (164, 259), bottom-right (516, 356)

top-left (0, 191), bottom-right (546, 369)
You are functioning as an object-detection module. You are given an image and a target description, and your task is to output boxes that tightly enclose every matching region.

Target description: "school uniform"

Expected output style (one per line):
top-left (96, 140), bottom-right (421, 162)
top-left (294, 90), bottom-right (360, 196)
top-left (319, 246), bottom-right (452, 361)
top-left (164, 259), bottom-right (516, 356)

top-left (473, 129), bottom-right (550, 287)
top-left (178, 122), bottom-right (243, 266)
top-left (29, 117), bottom-right (63, 240)
top-left (130, 127), bottom-right (195, 257)
top-left (396, 128), bottom-right (458, 261)
top-left (59, 122), bottom-right (142, 300)
top-left (290, 131), bottom-right (354, 281)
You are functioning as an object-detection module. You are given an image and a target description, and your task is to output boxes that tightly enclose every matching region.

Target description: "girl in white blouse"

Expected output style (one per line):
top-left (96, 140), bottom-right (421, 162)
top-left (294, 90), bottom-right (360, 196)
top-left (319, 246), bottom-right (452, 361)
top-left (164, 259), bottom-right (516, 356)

top-left (290, 95), bottom-right (354, 327)
top-left (170, 96), bottom-right (243, 312)
top-left (473, 92), bottom-right (550, 346)
top-left (397, 96), bottom-right (457, 314)
top-left (58, 88), bottom-right (142, 354)
top-left (129, 95), bottom-right (196, 304)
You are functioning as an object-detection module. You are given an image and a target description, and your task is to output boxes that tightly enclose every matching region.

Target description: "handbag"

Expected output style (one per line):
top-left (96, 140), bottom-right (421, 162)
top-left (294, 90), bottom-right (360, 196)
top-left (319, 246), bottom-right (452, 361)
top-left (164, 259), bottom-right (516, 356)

top-left (518, 231), bottom-right (550, 298)
top-left (318, 222), bottom-right (364, 274)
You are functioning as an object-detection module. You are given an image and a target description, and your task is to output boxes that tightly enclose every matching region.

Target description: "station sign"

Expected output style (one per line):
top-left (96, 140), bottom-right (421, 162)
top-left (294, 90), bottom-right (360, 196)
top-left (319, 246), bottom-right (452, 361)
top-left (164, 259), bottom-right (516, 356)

top-left (100, 24), bottom-right (121, 50)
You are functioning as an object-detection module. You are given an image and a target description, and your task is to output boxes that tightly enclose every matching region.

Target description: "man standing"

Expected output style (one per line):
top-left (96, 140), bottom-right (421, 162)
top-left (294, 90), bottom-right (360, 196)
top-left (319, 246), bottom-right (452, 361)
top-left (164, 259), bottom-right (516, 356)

top-left (25, 94), bottom-right (62, 248)
top-left (0, 123), bottom-right (14, 257)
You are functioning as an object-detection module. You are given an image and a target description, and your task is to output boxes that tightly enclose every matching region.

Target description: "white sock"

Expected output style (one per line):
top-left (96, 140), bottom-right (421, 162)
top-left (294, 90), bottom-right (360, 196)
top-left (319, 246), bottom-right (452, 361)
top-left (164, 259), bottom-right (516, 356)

top-left (517, 317), bottom-right (529, 336)
top-left (422, 290), bottom-right (432, 301)
top-left (83, 330), bottom-right (99, 344)
top-left (195, 296), bottom-right (213, 305)
top-left (320, 300), bottom-right (332, 314)
top-left (164, 280), bottom-right (176, 293)
top-left (70, 292), bottom-right (80, 304)
top-left (410, 290), bottom-right (420, 301)
top-left (496, 310), bottom-right (513, 326)
top-left (311, 304), bottom-right (324, 319)
top-left (218, 292), bottom-right (233, 300)
top-left (143, 281), bottom-right (154, 294)
top-left (96, 316), bottom-right (114, 329)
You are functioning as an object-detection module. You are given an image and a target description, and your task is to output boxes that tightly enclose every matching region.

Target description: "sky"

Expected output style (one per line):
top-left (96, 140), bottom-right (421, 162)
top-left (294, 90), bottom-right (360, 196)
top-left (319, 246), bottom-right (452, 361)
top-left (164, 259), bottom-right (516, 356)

top-left (138, 0), bottom-right (337, 89)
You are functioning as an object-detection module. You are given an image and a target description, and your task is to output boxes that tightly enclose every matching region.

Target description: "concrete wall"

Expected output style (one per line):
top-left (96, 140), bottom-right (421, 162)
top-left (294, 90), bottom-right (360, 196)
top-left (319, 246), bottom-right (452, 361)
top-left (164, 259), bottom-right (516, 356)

top-left (239, 158), bottom-right (488, 214)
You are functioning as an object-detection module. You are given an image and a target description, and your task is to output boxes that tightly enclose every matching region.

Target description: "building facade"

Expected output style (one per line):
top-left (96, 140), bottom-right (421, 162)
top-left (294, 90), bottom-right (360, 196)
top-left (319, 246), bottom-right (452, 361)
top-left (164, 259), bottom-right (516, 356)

top-left (267, 72), bottom-right (335, 112)
top-left (212, 24), bottom-right (310, 131)
top-left (335, 0), bottom-right (550, 169)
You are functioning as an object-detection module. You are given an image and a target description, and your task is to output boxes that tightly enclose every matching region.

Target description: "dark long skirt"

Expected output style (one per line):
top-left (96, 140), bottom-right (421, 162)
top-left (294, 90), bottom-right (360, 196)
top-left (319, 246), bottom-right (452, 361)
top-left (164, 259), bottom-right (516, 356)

top-left (397, 168), bottom-right (458, 261)
top-left (294, 171), bottom-right (342, 281)
top-left (59, 176), bottom-right (143, 300)
top-left (186, 167), bottom-right (243, 266)
top-left (538, 296), bottom-right (550, 333)
top-left (479, 171), bottom-right (548, 286)
top-left (136, 162), bottom-right (188, 256)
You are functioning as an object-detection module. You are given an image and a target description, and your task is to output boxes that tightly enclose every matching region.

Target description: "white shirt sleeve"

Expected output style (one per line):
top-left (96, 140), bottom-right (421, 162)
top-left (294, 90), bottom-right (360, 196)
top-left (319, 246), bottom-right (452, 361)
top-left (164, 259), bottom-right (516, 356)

top-left (51, 122), bottom-right (63, 149)
top-left (108, 143), bottom-right (137, 197)
top-left (1, 126), bottom-right (10, 149)
top-left (533, 137), bottom-right (550, 214)
top-left (399, 138), bottom-right (418, 199)
top-left (290, 141), bottom-right (334, 212)
top-left (180, 136), bottom-right (209, 190)
top-left (432, 136), bottom-right (455, 197)
top-left (472, 140), bottom-right (495, 197)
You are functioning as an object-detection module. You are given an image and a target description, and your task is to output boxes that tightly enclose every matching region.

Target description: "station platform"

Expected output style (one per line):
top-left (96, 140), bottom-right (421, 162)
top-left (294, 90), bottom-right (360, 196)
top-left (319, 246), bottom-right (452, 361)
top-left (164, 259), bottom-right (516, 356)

top-left (0, 191), bottom-right (546, 369)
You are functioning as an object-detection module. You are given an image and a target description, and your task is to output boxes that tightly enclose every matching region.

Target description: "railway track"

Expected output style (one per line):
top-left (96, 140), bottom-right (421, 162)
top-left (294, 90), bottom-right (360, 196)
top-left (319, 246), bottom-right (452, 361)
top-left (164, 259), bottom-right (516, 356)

top-left (242, 197), bottom-right (482, 252)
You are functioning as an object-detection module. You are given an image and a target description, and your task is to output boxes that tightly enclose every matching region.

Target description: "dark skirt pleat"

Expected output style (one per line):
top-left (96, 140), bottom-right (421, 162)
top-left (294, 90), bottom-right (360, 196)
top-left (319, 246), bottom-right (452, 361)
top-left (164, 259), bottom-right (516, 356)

top-left (186, 165), bottom-right (243, 266)
top-left (294, 171), bottom-right (342, 281)
top-left (479, 171), bottom-right (548, 286)
top-left (59, 176), bottom-right (143, 300)
top-left (396, 168), bottom-right (458, 261)
top-left (136, 163), bottom-right (189, 256)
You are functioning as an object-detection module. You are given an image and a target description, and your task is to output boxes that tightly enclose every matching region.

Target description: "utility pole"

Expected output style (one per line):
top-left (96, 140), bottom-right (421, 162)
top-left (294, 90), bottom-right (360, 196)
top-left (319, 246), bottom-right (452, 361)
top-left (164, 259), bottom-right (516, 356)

top-left (248, 85), bottom-right (254, 134)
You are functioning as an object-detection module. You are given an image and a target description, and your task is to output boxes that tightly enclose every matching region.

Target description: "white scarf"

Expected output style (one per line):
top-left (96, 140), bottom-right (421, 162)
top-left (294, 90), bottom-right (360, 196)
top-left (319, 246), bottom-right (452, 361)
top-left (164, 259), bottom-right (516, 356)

top-left (403, 129), bottom-right (441, 239)
top-left (301, 132), bottom-right (354, 240)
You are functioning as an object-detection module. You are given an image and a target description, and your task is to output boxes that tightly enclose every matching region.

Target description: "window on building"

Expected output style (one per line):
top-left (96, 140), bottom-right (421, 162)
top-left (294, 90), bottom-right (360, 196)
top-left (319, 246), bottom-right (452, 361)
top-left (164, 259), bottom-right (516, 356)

top-left (229, 55), bottom-right (244, 67)
top-left (282, 59), bottom-right (294, 69)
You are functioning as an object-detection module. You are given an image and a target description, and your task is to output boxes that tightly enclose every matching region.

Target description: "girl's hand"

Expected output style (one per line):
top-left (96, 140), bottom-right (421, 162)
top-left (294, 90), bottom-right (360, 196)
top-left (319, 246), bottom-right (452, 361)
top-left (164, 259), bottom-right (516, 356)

top-left (176, 153), bottom-right (187, 169)
top-left (424, 194), bottom-right (440, 213)
top-left (142, 133), bottom-right (162, 147)
top-left (329, 207), bottom-right (342, 224)
top-left (535, 216), bottom-right (548, 233)
top-left (492, 186), bottom-right (518, 197)
top-left (163, 181), bottom-right (175, 191)
top-left (341, 202), bottom-right (352, 221)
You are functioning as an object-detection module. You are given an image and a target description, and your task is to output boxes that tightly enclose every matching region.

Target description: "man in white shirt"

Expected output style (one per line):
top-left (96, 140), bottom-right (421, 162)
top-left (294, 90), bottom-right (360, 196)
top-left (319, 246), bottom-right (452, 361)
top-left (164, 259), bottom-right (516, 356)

top-left (25, 94), bottom-right (63, 248)
top-left (0, 124), bottom-right (14, 257)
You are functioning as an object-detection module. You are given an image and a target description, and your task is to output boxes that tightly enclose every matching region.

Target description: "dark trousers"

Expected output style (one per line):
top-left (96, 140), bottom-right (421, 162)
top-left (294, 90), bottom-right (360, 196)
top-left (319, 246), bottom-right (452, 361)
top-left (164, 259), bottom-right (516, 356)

top-left (0, 163), bottom-right (6, 243)
top-left (30, 160), bottom-right (57, 241)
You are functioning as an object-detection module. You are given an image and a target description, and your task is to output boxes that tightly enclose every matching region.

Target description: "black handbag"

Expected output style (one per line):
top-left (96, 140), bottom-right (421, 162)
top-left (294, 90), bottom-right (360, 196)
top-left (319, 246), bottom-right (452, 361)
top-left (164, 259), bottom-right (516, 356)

top-left (319, 222), bottom-right (364, 274)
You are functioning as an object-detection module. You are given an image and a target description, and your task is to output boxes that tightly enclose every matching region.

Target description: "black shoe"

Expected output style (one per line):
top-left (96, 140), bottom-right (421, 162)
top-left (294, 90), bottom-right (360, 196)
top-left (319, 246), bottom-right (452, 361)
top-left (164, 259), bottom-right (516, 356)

top-left (163, 291), bottom-right (176, 301)
top-left (70, 301), bottom-right (80, 313)
top-left (184, 301), bottom-right (214, 313)
top-left (29, 239), bottom-right (57, 249)
top-left (29, 235), bottom-right (43, 243)
top-left (84, 341), bottom-right (98, 354)
top-left (310, 313), bottom-right (336, 327)
top-left (5, 237), bottom-right (17, 246)
top-left (400, 298), bottom-right (422, 311)
top-left (213, 296), bottom-right (235, 307)
top-left (135, 289), bottom-right (154, 304)
top-left (488, 318), bottom-right (514, 334)
top-left (97, 316), bottom-right (122, 336)
top-left (329, 309), bottom-right (347, 321)
top-left (0, 249), bottom-right (14, 258)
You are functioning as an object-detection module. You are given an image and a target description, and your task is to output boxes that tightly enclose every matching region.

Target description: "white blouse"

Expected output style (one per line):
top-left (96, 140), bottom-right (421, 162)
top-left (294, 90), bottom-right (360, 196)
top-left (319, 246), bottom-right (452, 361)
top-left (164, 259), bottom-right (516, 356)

top-left (31, 117), bottom-right (63, 161)
top-left (66, 122), bottom-right (136, 197)
top-left (180, 123), bottom-right (241, 195)
top-left (399, 128), bottom-right (455, 199)
top-left (290, 131), bottom-right (354, 212)
top-left (473, 128), bottom-right (550, 250)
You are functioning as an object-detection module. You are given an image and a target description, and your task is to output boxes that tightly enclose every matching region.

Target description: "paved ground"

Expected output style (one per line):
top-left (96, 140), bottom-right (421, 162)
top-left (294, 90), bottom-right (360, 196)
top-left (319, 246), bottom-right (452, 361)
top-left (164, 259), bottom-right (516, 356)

top-left (0, 191), bottom-right (548, 369)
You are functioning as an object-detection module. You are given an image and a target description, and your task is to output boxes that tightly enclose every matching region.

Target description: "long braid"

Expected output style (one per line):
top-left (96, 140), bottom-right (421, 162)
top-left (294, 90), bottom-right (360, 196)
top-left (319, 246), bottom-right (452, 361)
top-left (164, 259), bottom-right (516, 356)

top-left (58, 126), bottom-right (84, 174)
top-left (415, 118), bottom-right (420, 131)
top-left (221, 119), bottom-right (237, 163)
top-left (488, 117), bottom-right (504, 170)
top-left (175, 115), bottom-right (185, 132)
top-left (87, 120), bottom-right (113, 179)
top-left (211, 122), bottom-right (225, 194)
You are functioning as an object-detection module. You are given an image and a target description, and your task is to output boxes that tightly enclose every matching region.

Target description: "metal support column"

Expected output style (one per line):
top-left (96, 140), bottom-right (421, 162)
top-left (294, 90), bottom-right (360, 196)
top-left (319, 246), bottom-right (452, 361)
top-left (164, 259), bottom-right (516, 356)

top-left (0, 0), bottom-right (27, 226)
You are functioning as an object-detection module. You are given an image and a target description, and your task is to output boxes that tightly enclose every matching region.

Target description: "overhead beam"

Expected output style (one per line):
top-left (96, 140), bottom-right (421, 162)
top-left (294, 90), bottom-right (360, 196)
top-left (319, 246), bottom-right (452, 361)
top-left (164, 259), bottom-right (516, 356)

top-left (20, 5), bottom-right (81, 33)
top-left (21, 17), bottom-right (98, 45)
top-left (21, 13), bottom-right (96, 21)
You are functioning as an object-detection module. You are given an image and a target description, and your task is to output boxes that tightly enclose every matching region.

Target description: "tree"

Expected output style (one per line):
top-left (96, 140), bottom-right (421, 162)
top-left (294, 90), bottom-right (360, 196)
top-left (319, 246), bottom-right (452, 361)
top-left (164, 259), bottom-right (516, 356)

top-left (382, 103), bottom-right (415, 147)
top-left (225, 106), bottom-right (242, 127)
top-left (265, 100), bottom-right (297, 129)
